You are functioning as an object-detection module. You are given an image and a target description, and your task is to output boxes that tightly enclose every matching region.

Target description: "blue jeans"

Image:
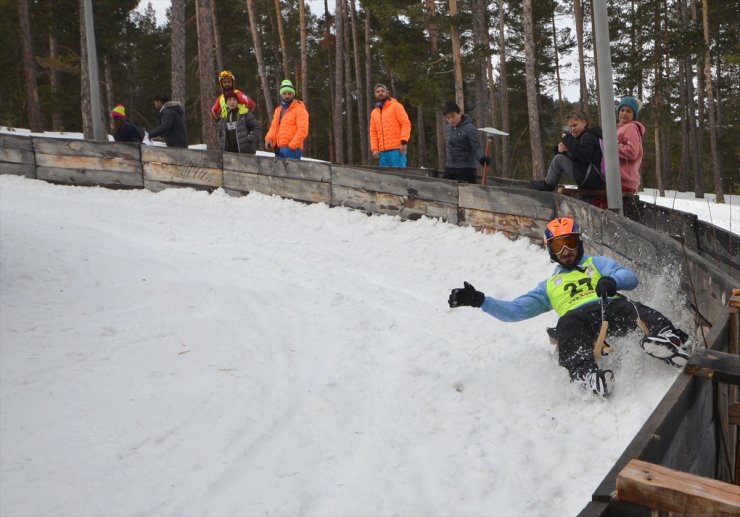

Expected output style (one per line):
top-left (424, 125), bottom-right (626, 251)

top-left (378, 149), bottom-right (407, 168)
top-left (276, 147), bottom-right (302, 160)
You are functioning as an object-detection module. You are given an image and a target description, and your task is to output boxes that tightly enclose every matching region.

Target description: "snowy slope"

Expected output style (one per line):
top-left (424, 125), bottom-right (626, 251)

top-left (0, 176), bottom-right (696, 516)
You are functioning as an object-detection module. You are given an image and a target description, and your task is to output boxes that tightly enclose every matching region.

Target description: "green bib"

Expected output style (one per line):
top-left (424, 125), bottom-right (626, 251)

top-left (546, 257), bottom-right (603, 316)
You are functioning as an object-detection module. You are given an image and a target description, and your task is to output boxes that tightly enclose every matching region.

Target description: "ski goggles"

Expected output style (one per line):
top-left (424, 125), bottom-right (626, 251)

top-left (548, 234), bottom-right (580, 255)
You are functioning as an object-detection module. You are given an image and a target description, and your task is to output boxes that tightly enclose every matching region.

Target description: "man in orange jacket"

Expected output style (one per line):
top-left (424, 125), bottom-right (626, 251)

top-left (265, 79), bottom-right (309, 160)
top-left (369, 84), bottom-right (412, 168)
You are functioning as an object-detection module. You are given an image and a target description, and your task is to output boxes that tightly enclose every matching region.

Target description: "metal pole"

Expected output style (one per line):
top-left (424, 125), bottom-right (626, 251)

top-left (83, 0), bottom-right (104, 141)
top-left (592, 0), bottom-right (622, 214)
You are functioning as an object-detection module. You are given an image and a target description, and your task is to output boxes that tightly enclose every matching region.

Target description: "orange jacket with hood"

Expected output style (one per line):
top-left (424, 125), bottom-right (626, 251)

top-left (369, 97), bottom-right (411, 152)
top-left (265, 99), bottom-right (309, 151)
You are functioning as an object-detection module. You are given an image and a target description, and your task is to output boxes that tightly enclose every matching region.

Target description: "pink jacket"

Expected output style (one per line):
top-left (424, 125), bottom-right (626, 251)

top-left (617, 121), bottom-right (645, 193)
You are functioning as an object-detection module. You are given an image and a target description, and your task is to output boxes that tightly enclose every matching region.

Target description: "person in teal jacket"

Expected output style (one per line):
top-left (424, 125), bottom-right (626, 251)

top-left (448, 217), bottom-right (690, 398)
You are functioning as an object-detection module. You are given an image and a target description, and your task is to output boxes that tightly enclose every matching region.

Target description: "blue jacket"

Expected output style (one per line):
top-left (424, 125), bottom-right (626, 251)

top-left (480, 255), bottom-right (639, 322)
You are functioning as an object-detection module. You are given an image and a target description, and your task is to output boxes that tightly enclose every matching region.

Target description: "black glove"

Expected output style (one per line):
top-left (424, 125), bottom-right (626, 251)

top-left (479, 155), bottom-right (491, 166)
top-left (448, 282), bottom-right (485, 308)
top-left (595, 276), bottom-right (617, 297)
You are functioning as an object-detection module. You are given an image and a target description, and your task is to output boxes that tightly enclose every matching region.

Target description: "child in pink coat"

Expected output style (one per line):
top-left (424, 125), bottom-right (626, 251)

top-left (616, 97), bottom-right (645, 194)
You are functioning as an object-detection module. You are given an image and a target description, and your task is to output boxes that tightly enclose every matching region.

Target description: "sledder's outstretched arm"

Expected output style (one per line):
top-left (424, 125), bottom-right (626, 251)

top-left (449, 281), bottom-right (551, 322)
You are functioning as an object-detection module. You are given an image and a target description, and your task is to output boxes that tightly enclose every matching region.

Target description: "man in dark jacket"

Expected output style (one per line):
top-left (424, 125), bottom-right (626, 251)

top-left (441, 101), bottom-right (490, 183)
top-left (217, 91), bottom-right (261, 154)
top-left (109, 104), bottom-right (144, 143)
top-left (531, 110), bottom-right (603, 191)
top-left (149, 95), bottom-right (188, 148)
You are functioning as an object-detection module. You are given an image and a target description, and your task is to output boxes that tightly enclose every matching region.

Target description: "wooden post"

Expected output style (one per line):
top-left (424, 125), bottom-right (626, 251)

top-left (481, 138), bottom-right (492, 185)
top-left (616, 458), bottom-right (740, 515)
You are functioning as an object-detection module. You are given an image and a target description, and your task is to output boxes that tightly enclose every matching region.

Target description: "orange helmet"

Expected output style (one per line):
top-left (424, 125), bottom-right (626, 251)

top-left (544, 217), bottom-right (581, 243)
top-left (544, 217), bottom-right (583, 263)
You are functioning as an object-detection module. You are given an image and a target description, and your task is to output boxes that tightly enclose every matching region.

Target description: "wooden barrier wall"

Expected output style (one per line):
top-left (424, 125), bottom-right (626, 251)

top-left (0, 134), bottom-right (738, 515)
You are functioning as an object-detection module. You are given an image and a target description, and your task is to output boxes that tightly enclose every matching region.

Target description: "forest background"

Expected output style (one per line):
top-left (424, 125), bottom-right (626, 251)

top-left (2, 0), bottom-right (737, 199)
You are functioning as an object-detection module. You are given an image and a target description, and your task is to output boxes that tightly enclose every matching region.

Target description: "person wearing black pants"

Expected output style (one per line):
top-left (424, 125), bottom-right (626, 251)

top-left (441, 101), bottom-right (490, 183)
top-left (448, 217), bottom-right (690, 398)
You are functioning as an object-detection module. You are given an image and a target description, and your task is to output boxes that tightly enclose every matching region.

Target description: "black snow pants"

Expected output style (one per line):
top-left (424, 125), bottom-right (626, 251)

top-left (555, 297), bottom-right (675, 379)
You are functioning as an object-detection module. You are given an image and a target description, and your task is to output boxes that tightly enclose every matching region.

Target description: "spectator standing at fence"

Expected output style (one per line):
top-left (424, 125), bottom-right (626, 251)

top-left (109, 104), bottom-right (144, 143)
top-left (441, 101), bottom-right (490, 183)
top-left (616, 96), bottom-right (645, 194)
top-left (264, 79), bottom-right (309, 160)
top-left (369, 84), bottom-right (412, 168)
top-left (211, 70), bottom-right (257, 122)
top-left (530, 110), bottom-right (603, 192)
top-left (149, 95), bottom-right (188, 148)
top-left (218, 91), bottom-right (261, 154)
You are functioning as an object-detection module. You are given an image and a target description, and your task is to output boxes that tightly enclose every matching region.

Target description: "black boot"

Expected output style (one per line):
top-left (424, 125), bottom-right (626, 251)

top-left (530, 179), bottom-right (555, 191)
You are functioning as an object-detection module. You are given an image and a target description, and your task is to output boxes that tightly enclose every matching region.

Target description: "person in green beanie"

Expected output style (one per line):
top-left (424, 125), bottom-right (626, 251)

top-left (264, 79), bottom-right (309, 160)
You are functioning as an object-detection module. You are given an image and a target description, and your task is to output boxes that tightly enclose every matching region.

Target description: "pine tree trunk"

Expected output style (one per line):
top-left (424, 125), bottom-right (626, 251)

top-left (48, 33), bottom-right (64, 131)
top-left (436, 113), bottom-right (447, 171)
top-left (522, 0), bottom-right (544, 179)
top-left (417, 107), bottom-right (427, 168)
top-left (274, 0), bottom-right (291, 79)
top-left (171, 0), bottom-right (186, 103)
top-left (18, 0), bottom-right (43, 131)
top-left (79, 0), bottom-right (93, 138)
top-left (299, 0), bottom-right (308, 105)
top-left (196, 0), bottom-right (218, 149)
top-left (364, 7), bottom-right (372, 141)
top-left (588, 0), bottom-right (600, 121)
top-left (211, 2), bottom-right (223, 73)
top-left (653, 0), bottom-right (664, 195)
top-left (498, 0), bottom-right (511, 178)
top-left (246, 0), bottom-right (274, 115)
top-left (691, 0), bottom-right (705, 198)
top-left (573, 0), bottom-right (589, 112)
top-left (701, 0), bottom-right (724, 202)
top-left (448, 0), bottom-right (464, 111)
top-left (425, 0), bottom-right (438, 54)
top-left (350, 0), bottom-right (367, 163)
top-left (103, 54), bottom-right (114, 113)
top-left (342, 0), bottom-right (354, 164)
top-left (551, 10), bottom-right (563, 120)
top-left (333, 0), bottom-right (345, 164)
top-left (678, 0), bottom-right (692, 192)
top-left (678, 58), bottom-right (690, 192)
top-left (472, 0), bottom-right (489, 127)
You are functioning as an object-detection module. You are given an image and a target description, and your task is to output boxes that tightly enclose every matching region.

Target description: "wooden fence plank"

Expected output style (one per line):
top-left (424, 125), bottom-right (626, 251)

top-left (36, 153), bottom-right (141, 173)
top-left (0, 163), bottom-right (36, 178)
top-left (685, 348), bottom-right (740, 385)
top-left (274, 158), bottom-right (331, 182)
top-left (459, 184), bottom-right (555, 220)
top-left (141, 145), bottom-right (222, 168)
top-left (1, 134), bottom-right (36, 178)
top-left (460, 207), bottom-right (545, 242)
top-left (32, 138), bottom-right (141, 161)
top-left (0, 147), bottom-right (34, 165)
top-left (223, 170), bottom-right (331, 204)
top-left (616, 458), bottom-right (740, 516)
top-left (143, 162), bottom-right (222, 188)
top-left (37, 166), bottom-right (144, 188)
top-left (332, 184), bottom-right (458, 223)
top-left (332, 165), bottom-right (458, 204)
top-left (222, 152), bottom-right (273, 176)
